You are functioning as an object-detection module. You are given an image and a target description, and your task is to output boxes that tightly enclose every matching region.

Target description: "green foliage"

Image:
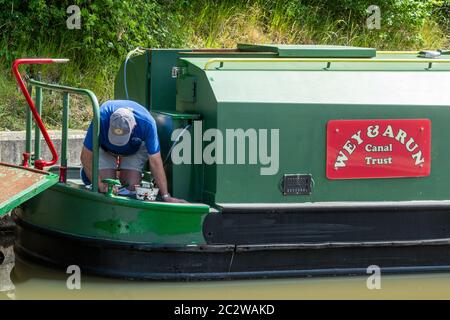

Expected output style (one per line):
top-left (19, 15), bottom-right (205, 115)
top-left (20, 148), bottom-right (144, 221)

top-left (1, 0), bottom-right (443, 66)
top-left (0, 0), bottom-right (183, 65)
top-left (0, 0), bottom-right (448, 130)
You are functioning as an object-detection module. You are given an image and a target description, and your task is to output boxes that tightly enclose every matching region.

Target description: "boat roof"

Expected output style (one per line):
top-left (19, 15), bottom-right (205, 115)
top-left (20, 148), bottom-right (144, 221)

top-left (179, 44), bottom-right (450, 71)
top-left (178, 44), bottom-right (450, 105)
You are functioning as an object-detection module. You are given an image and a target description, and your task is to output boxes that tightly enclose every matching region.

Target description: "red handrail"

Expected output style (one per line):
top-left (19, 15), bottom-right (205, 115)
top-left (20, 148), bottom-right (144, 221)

top-left (12, 58), bottom-right (68, 170)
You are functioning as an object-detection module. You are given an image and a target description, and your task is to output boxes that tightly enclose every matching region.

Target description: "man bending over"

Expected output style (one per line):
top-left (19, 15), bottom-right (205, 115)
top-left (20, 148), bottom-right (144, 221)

top-left (80, 100), bottom-right (186, 203)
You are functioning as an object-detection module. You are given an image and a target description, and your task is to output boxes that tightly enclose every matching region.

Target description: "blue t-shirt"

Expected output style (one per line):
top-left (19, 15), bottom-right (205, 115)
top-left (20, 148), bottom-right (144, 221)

top-left (83, 100), bottom-right (160, 156)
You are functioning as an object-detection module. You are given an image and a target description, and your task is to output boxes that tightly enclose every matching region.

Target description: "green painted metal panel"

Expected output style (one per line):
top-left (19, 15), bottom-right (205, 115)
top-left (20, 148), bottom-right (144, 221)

top-left (0, 163), bottom-right (59, 216)
top-left (114, 49), bottom-right (191, 111)
top-left (18, 183), bottom-right (210, 244)
top-left (213, 102), bottom-right (450, 203)
top-left (151, 111), bottom-right (203, 201)
top-left (177, 75), bottom-right (196, 103)
top-left (114, 52), bottom-right (149, 108)
top-left (237, 43), bottom-right (376, 58)
top-left (149, 49), bottom-right (191, 111)
top-left (176, 64), bottom-right (219, 204)
top-left (206, 70), bottom-right (450, 105)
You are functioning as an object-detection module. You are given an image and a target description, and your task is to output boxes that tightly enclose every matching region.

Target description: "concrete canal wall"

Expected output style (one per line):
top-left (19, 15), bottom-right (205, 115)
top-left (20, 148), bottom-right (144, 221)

top-left (0, 130), bottom-right (86, 166)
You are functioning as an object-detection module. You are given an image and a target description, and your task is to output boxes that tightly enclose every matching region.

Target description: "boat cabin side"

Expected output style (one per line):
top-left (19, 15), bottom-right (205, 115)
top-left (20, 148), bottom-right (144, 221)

top-left (114, 44), bottom-right (450, 210)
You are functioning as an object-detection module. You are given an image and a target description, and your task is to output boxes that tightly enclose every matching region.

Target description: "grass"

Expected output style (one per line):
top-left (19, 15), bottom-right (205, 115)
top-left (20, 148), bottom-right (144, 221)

top-left (177, 1), bottom-right (449, 49)
top-left (1, 1), bottom-right (449, 131)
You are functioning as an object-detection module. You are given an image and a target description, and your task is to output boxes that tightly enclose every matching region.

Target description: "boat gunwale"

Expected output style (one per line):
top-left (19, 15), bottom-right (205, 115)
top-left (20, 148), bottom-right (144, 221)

top-left (47, 182), bottom-right (210, 214)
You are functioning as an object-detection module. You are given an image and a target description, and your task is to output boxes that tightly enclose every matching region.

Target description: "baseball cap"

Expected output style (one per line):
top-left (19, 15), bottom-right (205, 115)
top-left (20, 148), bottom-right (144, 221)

top-left (108, 108), bottom-right (137, 146)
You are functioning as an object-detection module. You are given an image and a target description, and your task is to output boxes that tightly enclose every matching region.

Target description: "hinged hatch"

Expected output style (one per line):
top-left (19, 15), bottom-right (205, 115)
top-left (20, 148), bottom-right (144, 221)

top-left (0, 163), bottom-right (59, 217)
top-left (237, 43), bottom-right (376, 58)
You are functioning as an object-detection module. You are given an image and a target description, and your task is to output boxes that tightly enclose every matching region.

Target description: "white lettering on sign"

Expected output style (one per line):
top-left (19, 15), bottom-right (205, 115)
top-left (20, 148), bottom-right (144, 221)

top-left (365, 144), bottom-right (392, 152)
top-left (334, 125), bottom-right (425, 169)
top-left (365, 156), bottom-right (393, 165)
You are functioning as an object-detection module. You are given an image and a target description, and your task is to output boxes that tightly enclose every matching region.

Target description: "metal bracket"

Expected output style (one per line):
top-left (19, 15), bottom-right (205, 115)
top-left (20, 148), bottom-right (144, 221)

top-left (171, 66), bottom-right (181, 78)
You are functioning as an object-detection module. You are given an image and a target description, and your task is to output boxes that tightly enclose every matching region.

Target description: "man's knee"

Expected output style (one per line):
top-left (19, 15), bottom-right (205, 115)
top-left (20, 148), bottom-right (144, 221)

top-left (99, 169), bottom-right (117, 179)
top-left (119, 170), bottom-right (142, 190)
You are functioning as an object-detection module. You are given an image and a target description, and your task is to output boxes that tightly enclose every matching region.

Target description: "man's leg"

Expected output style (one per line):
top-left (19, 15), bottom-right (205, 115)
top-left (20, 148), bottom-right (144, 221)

top-left (119, 143), bottom-right (148, 190)
top-left (98, 148), bottom-right (118, 192)
top-left (99, 169), bottom-right (117, 180)
top-left (119, 170), bottom-right (142, 190)
top-left (81, 146), bottom-right (118, 191)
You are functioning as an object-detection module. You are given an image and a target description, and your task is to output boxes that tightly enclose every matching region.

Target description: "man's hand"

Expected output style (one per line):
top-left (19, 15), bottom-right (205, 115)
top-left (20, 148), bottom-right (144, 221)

top-left (148, 152), bottom-right (189, 203)
top-left (163, 196), bottom-right (189, 203)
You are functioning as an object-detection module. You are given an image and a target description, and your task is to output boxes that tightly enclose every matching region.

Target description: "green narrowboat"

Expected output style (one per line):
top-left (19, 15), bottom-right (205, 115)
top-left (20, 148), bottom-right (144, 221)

top-left (8, 45), bottom-right (450, 280)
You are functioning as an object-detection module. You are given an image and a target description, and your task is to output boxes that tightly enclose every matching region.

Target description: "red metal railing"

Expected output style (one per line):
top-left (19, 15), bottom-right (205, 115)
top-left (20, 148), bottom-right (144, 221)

top-left (12, 58), bottom-right (68, 170)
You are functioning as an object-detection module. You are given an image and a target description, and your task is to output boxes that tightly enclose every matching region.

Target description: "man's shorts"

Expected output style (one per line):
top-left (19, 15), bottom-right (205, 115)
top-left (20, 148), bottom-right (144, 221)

top-left (99, 142), bottom-right (148, 171)
top-left (80, 142), bottom-right (148, 185)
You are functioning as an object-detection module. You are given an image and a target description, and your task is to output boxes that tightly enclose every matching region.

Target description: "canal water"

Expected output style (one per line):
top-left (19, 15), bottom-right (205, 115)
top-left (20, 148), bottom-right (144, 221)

top-left (2, 239), bottom-right (450, 300)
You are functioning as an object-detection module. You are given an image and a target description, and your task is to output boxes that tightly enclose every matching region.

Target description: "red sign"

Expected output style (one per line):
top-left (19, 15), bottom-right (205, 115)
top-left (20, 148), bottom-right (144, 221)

top-left (326, 119), bottom-right (431, 179)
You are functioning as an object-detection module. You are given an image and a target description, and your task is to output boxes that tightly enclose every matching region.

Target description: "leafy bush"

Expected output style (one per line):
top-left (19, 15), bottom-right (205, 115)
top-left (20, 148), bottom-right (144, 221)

top-left (0, 0), bottom-right (184, 65)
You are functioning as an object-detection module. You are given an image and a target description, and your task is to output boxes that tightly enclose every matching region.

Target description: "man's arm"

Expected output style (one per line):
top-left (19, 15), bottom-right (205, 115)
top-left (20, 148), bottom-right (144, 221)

top-left (80, 146), bottom-right (108, 193)
top-left (148, 152), bottom-right (187, 203)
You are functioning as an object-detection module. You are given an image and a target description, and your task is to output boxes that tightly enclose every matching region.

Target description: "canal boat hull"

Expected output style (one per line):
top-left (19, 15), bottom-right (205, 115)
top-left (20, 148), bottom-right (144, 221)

top-left (14, 216), bottom-right (450, 280)
top-left (13, 184), bottom-right (450, 280)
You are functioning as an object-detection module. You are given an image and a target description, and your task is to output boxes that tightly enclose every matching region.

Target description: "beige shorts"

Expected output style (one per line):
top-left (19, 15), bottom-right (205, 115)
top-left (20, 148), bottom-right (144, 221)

top-left (99, 142), bottom-right (148, 171)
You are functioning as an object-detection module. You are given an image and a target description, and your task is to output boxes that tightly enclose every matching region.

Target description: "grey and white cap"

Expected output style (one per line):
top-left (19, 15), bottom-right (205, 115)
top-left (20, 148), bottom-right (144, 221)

top-left (108, 108), bottom-right (137, 146)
